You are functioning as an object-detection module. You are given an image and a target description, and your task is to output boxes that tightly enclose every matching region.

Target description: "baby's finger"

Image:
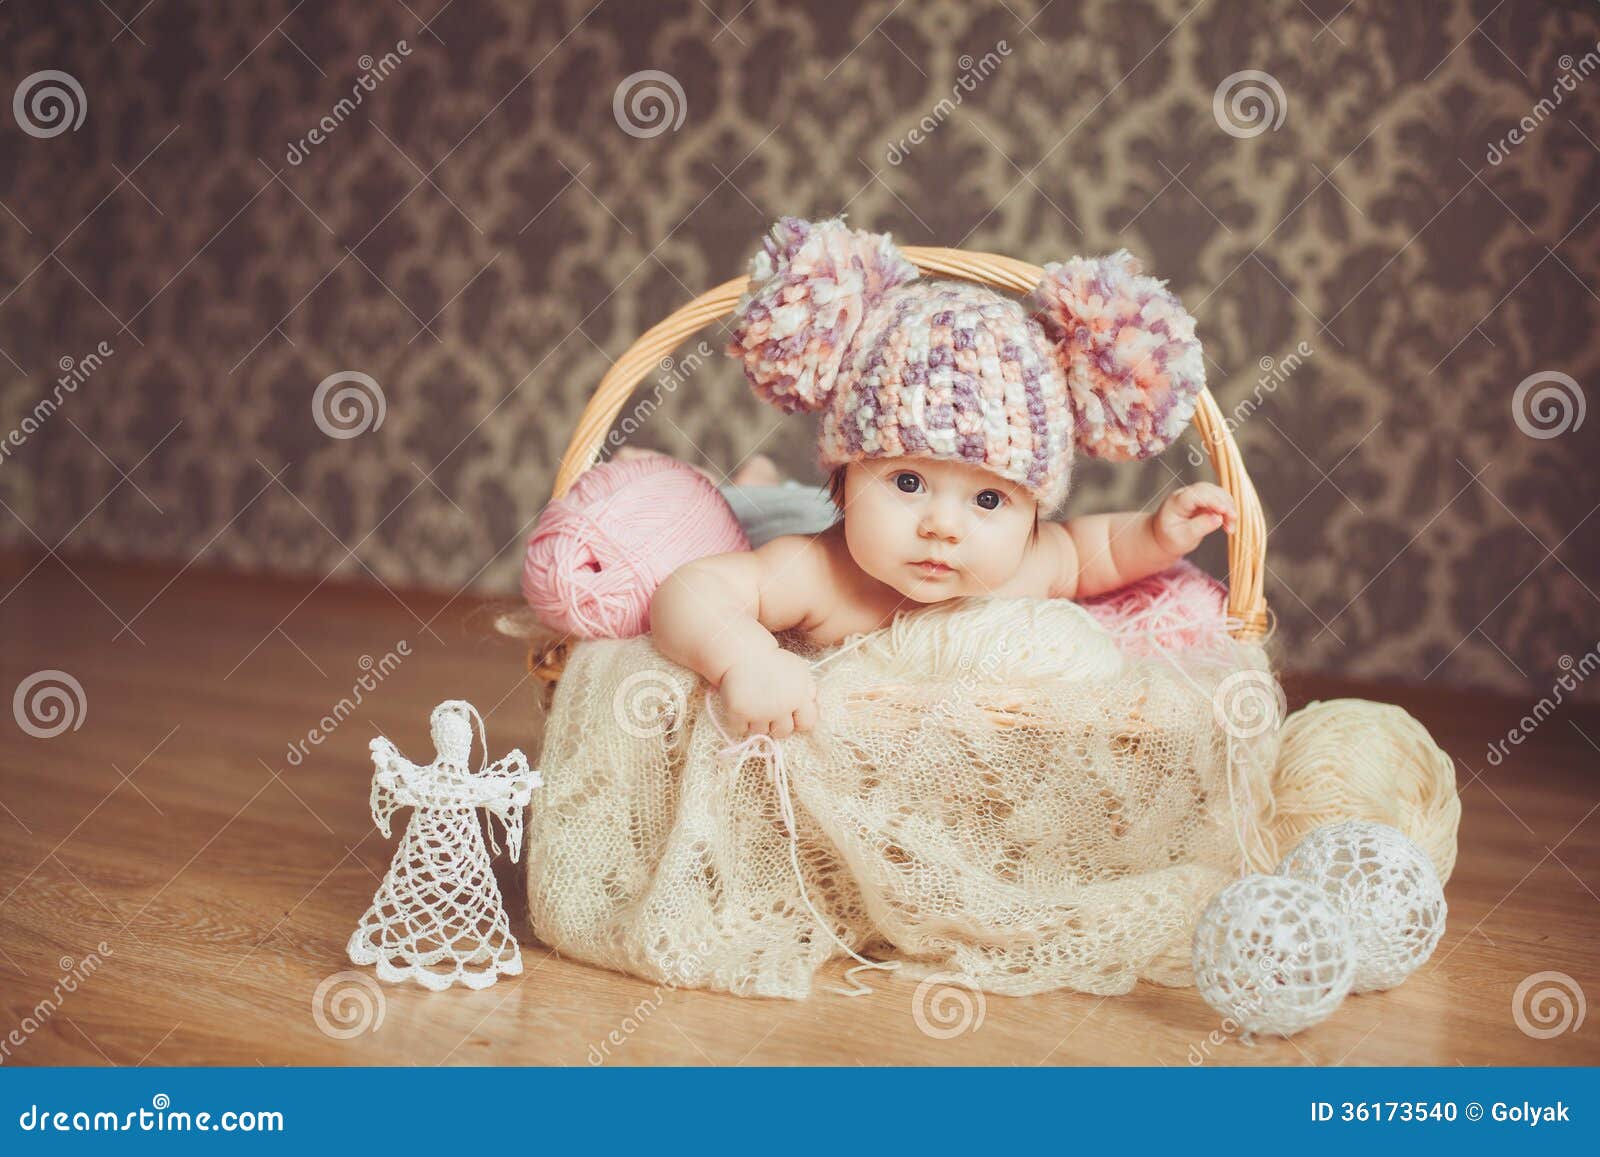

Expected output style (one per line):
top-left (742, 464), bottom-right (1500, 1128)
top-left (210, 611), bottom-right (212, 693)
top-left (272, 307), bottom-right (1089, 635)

top-left (795, 701), bottom-right (818, 732)
top-left (770, 713), bottom-right (794, 739)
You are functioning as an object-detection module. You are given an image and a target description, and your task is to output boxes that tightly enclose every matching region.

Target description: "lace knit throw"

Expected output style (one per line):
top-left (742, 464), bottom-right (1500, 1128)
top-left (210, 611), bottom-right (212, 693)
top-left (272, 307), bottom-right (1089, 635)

top-left (349, 700), bottom-right (539, 991)
top-left (527, 597), bottom-right (1284, 999)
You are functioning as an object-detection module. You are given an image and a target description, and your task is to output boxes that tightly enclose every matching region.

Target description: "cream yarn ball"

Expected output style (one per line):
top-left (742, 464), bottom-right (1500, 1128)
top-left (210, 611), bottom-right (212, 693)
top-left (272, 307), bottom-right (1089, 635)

top-left (1277, 819), bottom-right (1447, 993)
top-left (1265, 699), bottom-right (1460, 883)
top-left (1192, 874), bottom-right (1355, 1038)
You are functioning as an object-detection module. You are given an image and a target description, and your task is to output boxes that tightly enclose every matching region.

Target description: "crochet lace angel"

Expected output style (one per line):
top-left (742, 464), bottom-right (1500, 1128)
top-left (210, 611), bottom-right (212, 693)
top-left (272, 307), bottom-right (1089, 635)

top-left (348, 700), bottom-right (539, 991)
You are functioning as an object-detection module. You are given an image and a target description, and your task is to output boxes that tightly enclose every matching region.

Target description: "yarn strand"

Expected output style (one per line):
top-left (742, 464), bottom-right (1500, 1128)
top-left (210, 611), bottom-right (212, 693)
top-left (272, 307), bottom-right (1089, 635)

top-left (706, 665), bottom-right (900, 998)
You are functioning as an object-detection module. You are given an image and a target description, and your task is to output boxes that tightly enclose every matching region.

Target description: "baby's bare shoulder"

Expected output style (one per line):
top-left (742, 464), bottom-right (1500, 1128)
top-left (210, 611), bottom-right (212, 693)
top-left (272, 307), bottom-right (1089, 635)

top-left (751, 530), bottom-right (833, 580)
top-left (1010, 521), bottom-right (1076, 600)
top-left (750, 531), bottom-right (839, 624)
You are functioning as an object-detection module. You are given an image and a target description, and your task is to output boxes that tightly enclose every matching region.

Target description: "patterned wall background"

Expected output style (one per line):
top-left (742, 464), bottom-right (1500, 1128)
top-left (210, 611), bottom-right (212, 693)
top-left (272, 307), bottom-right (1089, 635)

top-left (0, 0), bottom-right (1596, 703)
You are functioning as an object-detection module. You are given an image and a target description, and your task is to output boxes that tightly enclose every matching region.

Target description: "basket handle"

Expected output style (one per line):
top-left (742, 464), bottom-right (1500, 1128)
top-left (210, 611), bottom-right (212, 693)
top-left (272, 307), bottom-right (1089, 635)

top-left (551, 246), bottom-right (1269, 641)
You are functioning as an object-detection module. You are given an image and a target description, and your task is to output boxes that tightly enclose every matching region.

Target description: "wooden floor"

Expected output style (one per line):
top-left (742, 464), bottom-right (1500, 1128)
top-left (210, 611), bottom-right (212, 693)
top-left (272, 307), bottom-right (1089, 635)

top-left (0, 546), bottom-right (1596, 1067)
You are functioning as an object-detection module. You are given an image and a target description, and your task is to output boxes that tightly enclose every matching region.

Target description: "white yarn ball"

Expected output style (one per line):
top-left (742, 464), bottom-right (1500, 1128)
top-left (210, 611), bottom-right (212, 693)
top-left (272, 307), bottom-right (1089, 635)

top-left (1277, 819), bottom-right (1447, 992)
top-left (1192, 874), bottom-right (1355, 1038)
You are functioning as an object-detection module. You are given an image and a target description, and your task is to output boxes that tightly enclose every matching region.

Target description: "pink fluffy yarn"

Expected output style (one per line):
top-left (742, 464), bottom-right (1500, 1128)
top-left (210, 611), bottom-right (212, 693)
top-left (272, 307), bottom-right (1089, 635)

top-left (522, 455), bottom-right (750, 639)
top-left (1079, 558), bottom-right (1230, 656)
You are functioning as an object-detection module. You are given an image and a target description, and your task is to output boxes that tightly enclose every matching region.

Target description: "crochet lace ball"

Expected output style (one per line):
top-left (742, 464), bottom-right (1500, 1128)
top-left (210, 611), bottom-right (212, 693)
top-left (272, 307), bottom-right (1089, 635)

top-left (1277, 819), bottom-right (1447, 993)
top-left (1192, 874), bottom-right (1356, 1038)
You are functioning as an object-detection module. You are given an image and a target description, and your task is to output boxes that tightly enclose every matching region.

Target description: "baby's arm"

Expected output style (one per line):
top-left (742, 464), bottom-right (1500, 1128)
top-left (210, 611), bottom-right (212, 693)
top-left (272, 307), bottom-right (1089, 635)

top-left (648, 536), bottom-right (824, 737)
top-left (1051, 482), bottom-right (1238, 600)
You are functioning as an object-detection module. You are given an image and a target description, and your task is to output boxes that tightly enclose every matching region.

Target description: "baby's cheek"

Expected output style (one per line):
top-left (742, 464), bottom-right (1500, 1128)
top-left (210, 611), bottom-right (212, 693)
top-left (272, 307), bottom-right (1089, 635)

top-left (967, 523), bottom-right (1031, 590)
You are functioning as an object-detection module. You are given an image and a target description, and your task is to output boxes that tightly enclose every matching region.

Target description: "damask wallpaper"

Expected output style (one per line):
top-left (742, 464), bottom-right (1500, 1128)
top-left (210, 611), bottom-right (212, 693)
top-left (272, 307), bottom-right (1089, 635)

top-left (0, 0), bottom-right (1596, 704)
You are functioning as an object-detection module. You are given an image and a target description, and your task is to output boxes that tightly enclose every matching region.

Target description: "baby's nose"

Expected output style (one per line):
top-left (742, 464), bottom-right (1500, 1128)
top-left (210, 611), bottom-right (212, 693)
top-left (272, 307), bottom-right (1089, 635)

top-left (918, 504), bottom-right (963, 540)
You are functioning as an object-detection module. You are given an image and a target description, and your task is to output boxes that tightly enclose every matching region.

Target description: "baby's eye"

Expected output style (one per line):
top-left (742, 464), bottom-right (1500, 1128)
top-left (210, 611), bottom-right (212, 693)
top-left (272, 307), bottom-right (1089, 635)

top-left (894, 471), bottom-right (923, 494)
top-left (975, 489), bottom-right (1005, 511)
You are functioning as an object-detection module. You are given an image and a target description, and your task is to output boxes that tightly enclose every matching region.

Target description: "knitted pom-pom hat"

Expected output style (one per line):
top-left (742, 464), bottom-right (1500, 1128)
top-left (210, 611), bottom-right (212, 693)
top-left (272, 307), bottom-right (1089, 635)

top-left (725, 215), bottom-right (1206, 515)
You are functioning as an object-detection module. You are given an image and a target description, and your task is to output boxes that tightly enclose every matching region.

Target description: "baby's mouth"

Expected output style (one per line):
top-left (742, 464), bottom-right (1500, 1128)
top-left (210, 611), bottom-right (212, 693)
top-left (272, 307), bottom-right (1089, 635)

top-left (911, 559), bottom-right (956, 577)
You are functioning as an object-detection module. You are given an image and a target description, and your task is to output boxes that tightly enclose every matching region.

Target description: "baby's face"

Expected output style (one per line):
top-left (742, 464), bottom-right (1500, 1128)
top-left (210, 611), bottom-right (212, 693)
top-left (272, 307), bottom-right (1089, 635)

top-left (841, 458), bottom-right (1037, 603)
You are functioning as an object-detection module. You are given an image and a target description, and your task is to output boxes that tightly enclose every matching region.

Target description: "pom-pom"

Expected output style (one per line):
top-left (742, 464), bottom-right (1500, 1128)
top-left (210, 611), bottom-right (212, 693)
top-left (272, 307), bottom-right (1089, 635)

top-left (726, 215), bottom-right (919, 414)
top-left (1277, 820), bottom-right (1447, 993)
top-left (521, 455), bottom-right (750, 639)
top-left (1030, 249), bottom-right (1205, 460)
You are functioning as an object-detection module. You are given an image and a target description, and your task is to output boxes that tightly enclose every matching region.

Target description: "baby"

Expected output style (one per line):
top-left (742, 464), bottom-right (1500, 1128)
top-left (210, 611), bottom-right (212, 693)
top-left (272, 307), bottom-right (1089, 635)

top-left (650, 216), bottom-right (1236, 738)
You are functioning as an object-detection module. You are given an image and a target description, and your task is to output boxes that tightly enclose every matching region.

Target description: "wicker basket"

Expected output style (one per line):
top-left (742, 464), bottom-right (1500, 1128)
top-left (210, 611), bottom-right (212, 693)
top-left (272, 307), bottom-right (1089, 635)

top-left (524, 246), bottom-right (1270, 688)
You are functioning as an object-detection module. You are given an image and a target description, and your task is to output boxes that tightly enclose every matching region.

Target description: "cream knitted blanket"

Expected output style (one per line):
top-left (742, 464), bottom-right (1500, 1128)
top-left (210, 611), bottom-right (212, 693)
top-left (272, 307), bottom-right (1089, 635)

top-left (525, 597), bottom-right (1283, 999)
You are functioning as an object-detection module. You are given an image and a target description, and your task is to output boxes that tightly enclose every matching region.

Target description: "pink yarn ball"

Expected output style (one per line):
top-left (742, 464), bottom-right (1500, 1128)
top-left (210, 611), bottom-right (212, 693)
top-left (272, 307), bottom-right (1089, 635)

top-left (1080, 558), bottom-right (1229, 656)
top-left (522, 455), bottom-right (750, 640)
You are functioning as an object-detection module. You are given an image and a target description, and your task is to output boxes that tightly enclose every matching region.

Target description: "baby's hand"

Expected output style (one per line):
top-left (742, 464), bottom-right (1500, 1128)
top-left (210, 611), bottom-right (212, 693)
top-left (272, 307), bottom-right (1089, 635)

top-left (1153, 483), bottom-right (1238, 556)
top-left (717, 648), bottom-right (819, 738)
